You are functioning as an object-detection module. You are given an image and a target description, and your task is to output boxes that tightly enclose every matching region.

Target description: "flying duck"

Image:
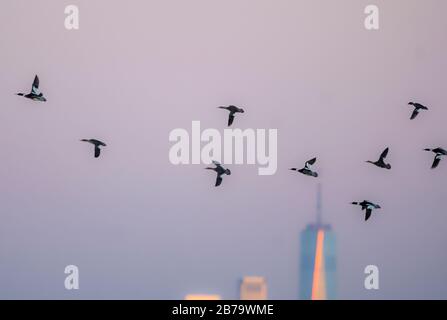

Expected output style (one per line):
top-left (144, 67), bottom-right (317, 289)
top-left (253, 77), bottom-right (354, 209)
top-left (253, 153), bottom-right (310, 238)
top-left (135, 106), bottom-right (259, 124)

top-left (205, 161), bottom-right (231, 187)
top-left (81, 139), bottom-right (107, 158)
top-left (218, 105), bottom-right (245, 126)
top-left (290, 158), bottom-right (318, 178)
top-left (366, 147), bottom-right (391, 169)
top-left (351, 200), bottom-right (381, 221)
top-left (16, 75), bottom-right (47, 102)
top-left (408, 102), bottom-right (428, 120)
top-left (424, 147), bottom-right (447, 169)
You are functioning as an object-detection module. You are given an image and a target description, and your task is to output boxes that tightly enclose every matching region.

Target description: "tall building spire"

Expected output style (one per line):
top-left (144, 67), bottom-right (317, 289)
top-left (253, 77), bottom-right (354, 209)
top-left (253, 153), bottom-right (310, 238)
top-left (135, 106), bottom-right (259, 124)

top-left (300, 182), bottom-right (336, 300)
top-left (316, 183), bottom-right (322, 226)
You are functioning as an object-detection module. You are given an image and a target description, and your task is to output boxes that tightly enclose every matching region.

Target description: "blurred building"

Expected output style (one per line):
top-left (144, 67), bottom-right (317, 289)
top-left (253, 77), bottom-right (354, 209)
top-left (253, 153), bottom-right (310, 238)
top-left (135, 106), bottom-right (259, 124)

top-left (240, 276), bottom-right (268, 300)
top-left (184, 294), bottom-right (222, 300)
top-left (299, 184), bottom-right (336, 300)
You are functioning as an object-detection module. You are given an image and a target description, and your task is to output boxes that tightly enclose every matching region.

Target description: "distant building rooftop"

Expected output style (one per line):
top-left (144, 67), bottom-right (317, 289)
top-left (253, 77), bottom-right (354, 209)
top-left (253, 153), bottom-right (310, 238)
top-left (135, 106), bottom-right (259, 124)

top-left (240, 276), bottom-right (268, 300)
top-left (184, 294), bottom-right (221, 300)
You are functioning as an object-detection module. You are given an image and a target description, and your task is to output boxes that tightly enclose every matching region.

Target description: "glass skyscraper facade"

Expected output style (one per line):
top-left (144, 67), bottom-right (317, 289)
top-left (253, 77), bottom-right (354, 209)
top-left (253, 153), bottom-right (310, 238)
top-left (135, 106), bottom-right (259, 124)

top-left (299, 185), bottom-right (336, 300)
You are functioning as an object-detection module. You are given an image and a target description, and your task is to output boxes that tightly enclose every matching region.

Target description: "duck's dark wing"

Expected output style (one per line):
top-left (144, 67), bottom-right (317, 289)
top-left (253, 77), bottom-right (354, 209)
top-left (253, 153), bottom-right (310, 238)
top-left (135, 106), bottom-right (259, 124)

top-left (365, 209), bottom-right (372, 221)
top-left (433, 148), bottom-right (447, 155)
top-left (31, 75), bottom-right (41, 95)
top-left (305, 158), bottom-right (317, 168)
top-left (212, 161), bottom-right (224, 171)
top-left (416, 103), bottom-right (428, 110)
top-left (228, 113), bottom-right (235, 126)
top-left (432, 155), bottom-right (441, 169)
top-left (410, 109), bottom-right (419, 120)
top-left (90, 139), bottom-right (106, 147)
top-left (94, 146), bottom-right (101, 158)
top-left (215, 175), bottom-right (223, 187)
top-left (360, 201), bottom-right (369, 210)
top-left (380, 148), bottom-right (389, 160)
top-left (32, 75), bottom-right (39, 89)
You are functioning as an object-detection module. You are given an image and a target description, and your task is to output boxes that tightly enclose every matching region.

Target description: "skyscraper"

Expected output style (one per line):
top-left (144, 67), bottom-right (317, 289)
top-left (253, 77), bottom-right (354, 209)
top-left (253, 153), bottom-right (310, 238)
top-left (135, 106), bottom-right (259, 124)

top-left (240, 276), bottom-right (268, 300)
top-left (299, 184), bottom-right (336, 300)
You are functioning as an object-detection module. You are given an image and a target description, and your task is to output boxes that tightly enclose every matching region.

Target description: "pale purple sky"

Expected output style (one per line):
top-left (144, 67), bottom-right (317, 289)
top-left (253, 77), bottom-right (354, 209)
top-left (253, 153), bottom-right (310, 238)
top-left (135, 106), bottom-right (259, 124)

top-left (1, 0), bottom-right (447, 299)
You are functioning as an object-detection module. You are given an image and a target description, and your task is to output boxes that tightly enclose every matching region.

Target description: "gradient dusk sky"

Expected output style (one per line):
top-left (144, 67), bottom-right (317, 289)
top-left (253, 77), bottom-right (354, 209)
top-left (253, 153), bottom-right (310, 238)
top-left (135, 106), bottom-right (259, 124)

top-left (1, 0), bottom-right (447, 299)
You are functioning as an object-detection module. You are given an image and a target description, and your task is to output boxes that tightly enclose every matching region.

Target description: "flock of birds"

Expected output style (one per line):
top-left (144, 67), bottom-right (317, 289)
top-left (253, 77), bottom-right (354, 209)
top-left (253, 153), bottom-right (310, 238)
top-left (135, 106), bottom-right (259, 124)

top-left (16, 75), bottom-right (446, 222)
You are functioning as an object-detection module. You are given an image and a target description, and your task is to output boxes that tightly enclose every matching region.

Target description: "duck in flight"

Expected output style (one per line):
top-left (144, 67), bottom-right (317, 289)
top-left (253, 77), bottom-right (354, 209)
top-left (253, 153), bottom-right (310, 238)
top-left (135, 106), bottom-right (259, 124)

top-left (16, 75), bottom-right (47, 102)
top-left (81, 139), bottom-right (107, 158)
top-left (424, 147), bottom-right (447, 169)
top-left (366, 147), bottom-right (391, 170)
top-left (205, 161), bottom-right (231, 187)
top-left (290, 158), bottom-right (318, 177)
top-left (351, 200), bottom-right (381, 221)
top-left (218, 105), bottom-right (245, 126)
top-left (408, 102), bottom-right (428, 120)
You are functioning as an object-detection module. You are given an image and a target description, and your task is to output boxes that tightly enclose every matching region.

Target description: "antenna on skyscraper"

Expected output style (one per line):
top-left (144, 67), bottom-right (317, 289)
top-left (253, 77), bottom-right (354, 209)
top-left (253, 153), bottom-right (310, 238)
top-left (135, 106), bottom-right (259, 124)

top-left (316, 183), bottom-right (322, 226)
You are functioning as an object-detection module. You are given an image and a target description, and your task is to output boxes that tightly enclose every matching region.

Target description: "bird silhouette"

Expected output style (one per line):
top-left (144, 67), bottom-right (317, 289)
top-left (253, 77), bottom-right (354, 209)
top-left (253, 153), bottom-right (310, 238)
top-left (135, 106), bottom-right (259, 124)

top-left (16, 75), bottom-right (47, 102)
top-left (408, 102), bottom-right (428, 120)
top-left (205, 161), bottom-right (231, 187)
top-left (366, 147), bottom-right (391, 169)
top-left (218, 105), bottom-right (245, 126)
top-left (81, 139), bottom-right (107, 158)
top-left (424, 147), bottom-right (447, 169)
top-left (290, 158), bottom-right (318, 177)
top-left (351, 200), bottom-right (381, 221)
